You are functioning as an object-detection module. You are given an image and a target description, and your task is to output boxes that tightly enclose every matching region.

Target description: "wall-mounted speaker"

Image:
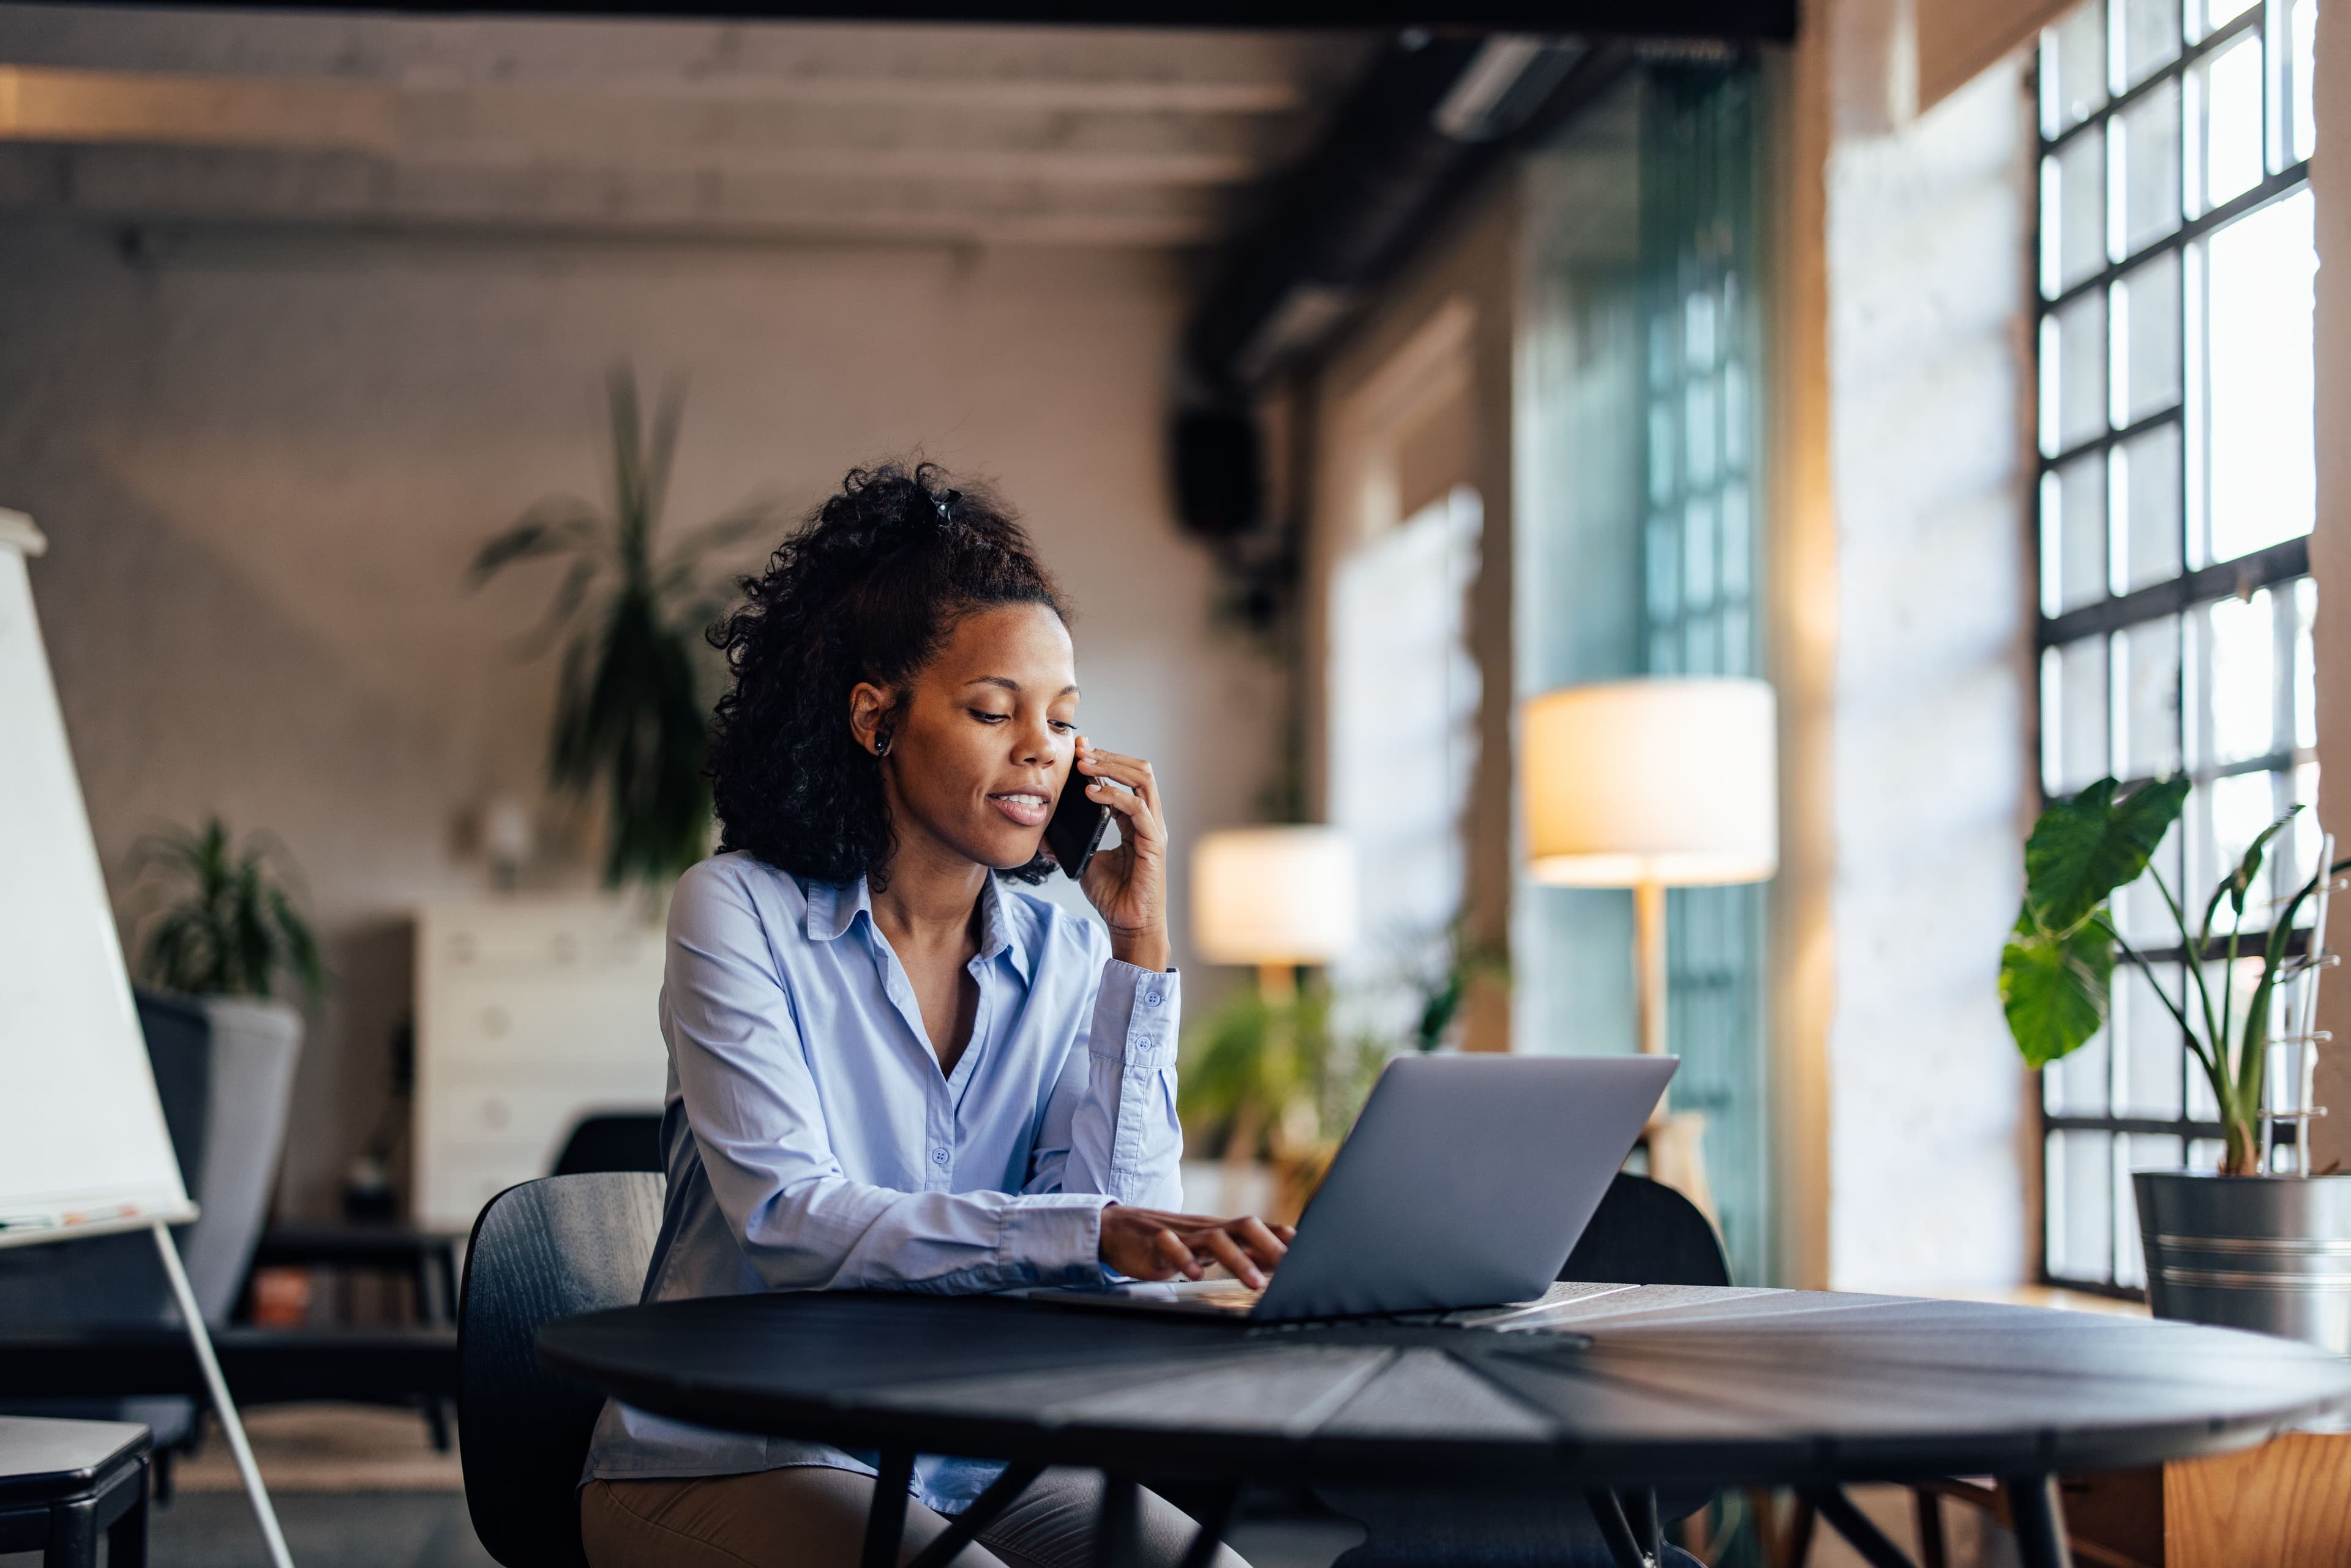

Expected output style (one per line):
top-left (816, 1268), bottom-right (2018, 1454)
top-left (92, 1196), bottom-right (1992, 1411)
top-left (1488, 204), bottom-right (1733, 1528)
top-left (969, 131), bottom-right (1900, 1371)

top-left (1170, 406), bottom-right (1264, 541)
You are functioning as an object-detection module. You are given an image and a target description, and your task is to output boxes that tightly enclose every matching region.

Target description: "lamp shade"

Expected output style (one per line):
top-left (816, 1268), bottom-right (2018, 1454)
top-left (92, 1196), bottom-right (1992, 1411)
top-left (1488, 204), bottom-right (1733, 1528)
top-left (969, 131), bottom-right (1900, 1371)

top-left (1191, 825), bottom-right (1358, 966)
top-left (1522, 677), bottom-right (1778, 888)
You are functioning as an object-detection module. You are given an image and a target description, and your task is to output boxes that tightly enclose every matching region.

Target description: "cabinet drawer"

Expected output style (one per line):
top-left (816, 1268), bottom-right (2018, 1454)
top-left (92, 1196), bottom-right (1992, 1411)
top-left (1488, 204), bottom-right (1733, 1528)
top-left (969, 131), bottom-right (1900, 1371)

top-left (424, 979), bottom-right (664, 1070)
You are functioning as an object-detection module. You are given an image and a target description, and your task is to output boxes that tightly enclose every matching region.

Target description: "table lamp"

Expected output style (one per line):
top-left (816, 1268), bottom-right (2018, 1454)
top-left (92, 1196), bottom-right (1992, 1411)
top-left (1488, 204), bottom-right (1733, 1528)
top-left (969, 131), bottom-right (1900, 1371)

top-left (1191, 825), bottom-right (1358, 1000)
top-left (1521, 677), bottom-right (1777, 1214)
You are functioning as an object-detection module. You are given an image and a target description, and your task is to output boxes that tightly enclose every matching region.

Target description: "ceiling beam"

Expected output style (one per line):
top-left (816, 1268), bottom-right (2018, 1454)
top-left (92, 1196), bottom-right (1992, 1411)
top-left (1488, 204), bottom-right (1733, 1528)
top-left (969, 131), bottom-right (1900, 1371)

top-left (101, 0), bottom-right (1793, 39)
top-left (0, 9), bottom-right (1360, 105)
top-left (0, 142), bottom-right (1235, 244)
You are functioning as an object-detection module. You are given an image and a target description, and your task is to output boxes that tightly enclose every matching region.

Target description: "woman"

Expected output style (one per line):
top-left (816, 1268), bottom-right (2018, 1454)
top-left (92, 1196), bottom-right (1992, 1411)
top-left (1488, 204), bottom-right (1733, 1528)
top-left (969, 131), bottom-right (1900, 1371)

top-left (580, 463), bottom-right (1291, 1568)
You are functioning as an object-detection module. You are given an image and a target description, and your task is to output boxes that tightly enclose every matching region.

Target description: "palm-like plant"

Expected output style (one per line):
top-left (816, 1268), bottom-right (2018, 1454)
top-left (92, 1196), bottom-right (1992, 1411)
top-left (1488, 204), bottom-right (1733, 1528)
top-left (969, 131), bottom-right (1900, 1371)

top-left (2002, 776), bottom-right (2347, 1175)
top-left (130, 819), bottom-right (324, 1003)
top-left (471, 367), bottom-right (779, 887)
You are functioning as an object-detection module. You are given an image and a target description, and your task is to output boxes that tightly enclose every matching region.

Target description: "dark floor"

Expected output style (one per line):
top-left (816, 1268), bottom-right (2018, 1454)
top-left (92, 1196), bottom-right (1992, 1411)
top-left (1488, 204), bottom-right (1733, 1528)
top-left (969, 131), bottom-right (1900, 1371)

top-left (2, 1493), bottom-right (1362, 1568)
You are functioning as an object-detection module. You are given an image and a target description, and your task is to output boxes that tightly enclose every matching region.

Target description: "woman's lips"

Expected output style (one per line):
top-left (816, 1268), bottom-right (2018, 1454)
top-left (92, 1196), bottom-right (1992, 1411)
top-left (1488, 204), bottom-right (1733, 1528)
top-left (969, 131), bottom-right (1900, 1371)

top-left (988, 791), bottom-right (1052, 828)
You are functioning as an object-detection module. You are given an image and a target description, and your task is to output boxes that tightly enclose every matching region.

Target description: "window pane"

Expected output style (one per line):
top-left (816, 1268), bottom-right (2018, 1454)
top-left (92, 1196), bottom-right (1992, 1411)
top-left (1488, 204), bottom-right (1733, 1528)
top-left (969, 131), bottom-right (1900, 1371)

top-left (2206, 768), bottom-right (2284, 902)
top-left (2115, 824), bottom-right (2185, 943)
top-left (2198, 35), bottom-right (2265, 211)
top-left (2114, 250), bottom-right (2183, 425)
top-left (2046, 1022), bottom-right (2112, 1115)
top-left (2291, 0), bottom-right (2317, 163)
top-left (2202, 587), bottom-right (2278, 764)
top-left (2049, 1129), bottom-right (2117, 1281)
top-left (2118, 614), bottom-right (2183, 777)
top-left (2120, 0), bottom-right (2184, 86)
top-left (2045, 291), bottom-right (2109, 455)
top-left (2294, 578), bottom-right (2317, 751)
top-left (2118, 1133), bottom-right (2184, 1288)
top-left (1684, 494), bottom-right (1717, 606)
top-left (2117, 963), bottom-right (2186, 1117)
top-left (2046, 636), bottom-right (2113, 793)
top-left (2044, 453), bottom-right (2109, 613)
top-left (2200, 0), bottom-right (2259, 31)
top-left (2116, 424), bottom-right (2184, 591)
top-left (2207, 191), bottom-right (2317, 561)
top-left (2042, 2), bottom-right (2112, 137)
top-left (2045, 131), bottom-right (2109, 298)
top-left (2113, 77), bottom-right (2183, 257)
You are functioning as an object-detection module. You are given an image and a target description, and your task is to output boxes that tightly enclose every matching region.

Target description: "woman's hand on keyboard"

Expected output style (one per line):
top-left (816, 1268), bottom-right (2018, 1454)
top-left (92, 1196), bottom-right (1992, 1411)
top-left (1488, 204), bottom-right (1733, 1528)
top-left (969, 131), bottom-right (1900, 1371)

top-left (1098, 1206), bottom-right (1294, 1289)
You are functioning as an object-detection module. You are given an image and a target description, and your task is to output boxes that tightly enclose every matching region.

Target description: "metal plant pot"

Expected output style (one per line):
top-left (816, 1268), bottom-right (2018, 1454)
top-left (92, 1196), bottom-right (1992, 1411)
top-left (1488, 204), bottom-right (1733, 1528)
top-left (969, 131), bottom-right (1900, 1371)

top-left (2135, 1169), bottom-right (2351, 1352)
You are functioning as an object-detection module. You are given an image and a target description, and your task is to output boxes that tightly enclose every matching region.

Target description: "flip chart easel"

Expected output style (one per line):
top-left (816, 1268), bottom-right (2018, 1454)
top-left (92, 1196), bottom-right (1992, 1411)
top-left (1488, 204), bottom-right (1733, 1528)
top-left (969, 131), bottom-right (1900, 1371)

top-left (0, 509), bottom-right (294, 1568)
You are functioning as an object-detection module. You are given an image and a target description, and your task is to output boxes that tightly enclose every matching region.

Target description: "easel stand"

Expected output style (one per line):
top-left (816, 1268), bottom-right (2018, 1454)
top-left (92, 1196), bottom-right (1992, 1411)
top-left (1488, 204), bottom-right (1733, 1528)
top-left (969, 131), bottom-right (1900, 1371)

top-left (148, 1221), bottom-right (295, 1568)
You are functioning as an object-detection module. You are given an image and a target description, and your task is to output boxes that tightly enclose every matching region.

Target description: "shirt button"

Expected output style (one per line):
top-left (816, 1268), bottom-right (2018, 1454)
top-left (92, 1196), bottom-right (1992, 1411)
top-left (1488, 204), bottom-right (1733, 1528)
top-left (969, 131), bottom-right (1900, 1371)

top-left (1145, 988), bottom-right (1163, 1007)
top-left (932, 1149), bottom-right (950, 1166)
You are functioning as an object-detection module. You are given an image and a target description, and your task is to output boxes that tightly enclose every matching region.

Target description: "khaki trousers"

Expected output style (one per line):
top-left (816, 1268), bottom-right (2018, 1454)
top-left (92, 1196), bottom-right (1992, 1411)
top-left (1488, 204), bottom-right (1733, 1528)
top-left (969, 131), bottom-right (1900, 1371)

top-left (581, 1465), bottom-right (1252, 1568)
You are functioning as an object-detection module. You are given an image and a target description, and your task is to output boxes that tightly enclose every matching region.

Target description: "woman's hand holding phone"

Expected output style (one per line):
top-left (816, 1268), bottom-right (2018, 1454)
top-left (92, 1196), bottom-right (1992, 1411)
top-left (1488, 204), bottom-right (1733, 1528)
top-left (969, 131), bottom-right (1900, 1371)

top-left (1072, 738), bottom-right (1169, 973)
top-left (1098, 1205), bottom-right (1295, 1289)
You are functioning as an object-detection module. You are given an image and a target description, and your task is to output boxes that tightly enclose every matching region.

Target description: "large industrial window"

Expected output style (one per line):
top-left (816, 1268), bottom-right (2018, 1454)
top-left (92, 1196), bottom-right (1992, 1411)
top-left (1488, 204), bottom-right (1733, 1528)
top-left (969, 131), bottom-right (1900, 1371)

top-left (2034, 0), bottom-right (2320, 1292)
top-left (1638, 67), bottom-right (1769, 1287)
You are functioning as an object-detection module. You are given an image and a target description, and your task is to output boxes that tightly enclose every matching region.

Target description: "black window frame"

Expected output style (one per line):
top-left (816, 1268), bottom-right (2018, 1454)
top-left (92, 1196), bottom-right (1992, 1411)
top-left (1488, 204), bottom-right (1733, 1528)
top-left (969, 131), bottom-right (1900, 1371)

top-left (2031, 0), bottom-right (2319, 1298)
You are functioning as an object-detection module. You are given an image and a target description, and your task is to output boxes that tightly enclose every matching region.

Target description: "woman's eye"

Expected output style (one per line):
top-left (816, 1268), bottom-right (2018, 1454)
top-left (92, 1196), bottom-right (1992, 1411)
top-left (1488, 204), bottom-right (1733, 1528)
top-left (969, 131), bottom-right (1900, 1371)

top-left (968, 709), bottom-right (1010, 724)
top-left (1049, 721), bottom-right (1076, 735)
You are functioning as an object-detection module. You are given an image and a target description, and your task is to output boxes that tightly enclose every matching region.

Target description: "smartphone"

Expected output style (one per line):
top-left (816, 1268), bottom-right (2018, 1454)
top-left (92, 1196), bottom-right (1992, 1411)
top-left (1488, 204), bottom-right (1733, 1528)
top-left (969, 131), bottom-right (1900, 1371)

top-left (1042, 763), bottom-right (1112, 880)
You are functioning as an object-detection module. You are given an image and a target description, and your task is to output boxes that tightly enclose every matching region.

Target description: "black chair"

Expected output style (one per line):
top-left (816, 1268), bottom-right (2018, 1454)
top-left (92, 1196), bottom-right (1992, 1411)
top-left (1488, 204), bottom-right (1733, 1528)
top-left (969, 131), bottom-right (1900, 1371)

top-left (550, 1114), bottom-right (666, 1178)
top-left (1561, 1172), bottom-right (1732, 1288)
top-left (459, 1171), bottom-right (665, 1568)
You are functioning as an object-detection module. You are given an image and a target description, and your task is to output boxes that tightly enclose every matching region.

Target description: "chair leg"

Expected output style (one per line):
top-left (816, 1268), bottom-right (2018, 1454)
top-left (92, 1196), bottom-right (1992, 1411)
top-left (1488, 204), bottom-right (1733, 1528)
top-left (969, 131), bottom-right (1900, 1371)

top-left (1911, 1489), bottom-right (1947, 1568)
top-left (1777, 1493), bottom-right (1815, 1568)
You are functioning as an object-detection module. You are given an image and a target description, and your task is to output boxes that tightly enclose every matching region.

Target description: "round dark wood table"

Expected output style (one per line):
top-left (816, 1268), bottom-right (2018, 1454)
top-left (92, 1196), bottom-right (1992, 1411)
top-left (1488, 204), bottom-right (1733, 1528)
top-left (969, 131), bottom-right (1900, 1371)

top-left (538, 1281), bottom-right (2351, 1568)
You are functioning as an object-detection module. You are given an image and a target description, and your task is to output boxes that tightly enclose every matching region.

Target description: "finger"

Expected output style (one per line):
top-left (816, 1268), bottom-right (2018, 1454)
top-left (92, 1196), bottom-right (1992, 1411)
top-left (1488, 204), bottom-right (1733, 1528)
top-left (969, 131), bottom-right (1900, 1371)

top-left (1157, 1228), bottom-right (1204, 1281)
top-left (1229, 1216), bottom-right (1289, 1268)
top-left (1076, 749), bottom-right (1161, 814)
top-left (1272, 1225), bottom-right (1298, 1244)
top-left (1198, 1228), bottom-right (1265, 1290)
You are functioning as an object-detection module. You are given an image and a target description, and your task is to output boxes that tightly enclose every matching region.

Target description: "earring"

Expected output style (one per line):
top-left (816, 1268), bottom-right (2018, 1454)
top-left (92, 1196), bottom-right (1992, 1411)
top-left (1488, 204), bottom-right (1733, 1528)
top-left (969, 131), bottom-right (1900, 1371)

top-left (873, 727), bottom-right (893, 760)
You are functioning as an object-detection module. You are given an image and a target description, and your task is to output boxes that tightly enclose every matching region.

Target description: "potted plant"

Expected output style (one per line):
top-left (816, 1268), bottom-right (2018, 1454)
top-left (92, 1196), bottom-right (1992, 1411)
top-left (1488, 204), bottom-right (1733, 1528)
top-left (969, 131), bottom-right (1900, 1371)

top-left (2001, 776), bottom-right (2350, 1347)
top-left (471, 367), bottom-right (781, 888)
top-left (127, 817), bottom-right (321, 1311)
top-left (1180, 981), bottom-right (1388, 1223)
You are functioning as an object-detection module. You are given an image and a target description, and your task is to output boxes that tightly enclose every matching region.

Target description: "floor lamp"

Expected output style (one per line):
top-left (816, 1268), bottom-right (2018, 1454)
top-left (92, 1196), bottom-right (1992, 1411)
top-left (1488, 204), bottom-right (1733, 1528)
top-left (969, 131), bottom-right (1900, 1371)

top-left (1521, 677), bottom-right (1778, 1221)
top-left (1191, 825), bottom-right (1359, 1004)
top-left (1191, 825), bottom-right (1357, 1214)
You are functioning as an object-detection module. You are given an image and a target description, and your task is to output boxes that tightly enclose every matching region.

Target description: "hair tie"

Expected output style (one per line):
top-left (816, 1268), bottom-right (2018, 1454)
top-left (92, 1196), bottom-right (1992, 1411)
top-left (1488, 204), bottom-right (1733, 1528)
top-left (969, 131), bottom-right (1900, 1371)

top-left (934, 489), bottom-right (961, 523)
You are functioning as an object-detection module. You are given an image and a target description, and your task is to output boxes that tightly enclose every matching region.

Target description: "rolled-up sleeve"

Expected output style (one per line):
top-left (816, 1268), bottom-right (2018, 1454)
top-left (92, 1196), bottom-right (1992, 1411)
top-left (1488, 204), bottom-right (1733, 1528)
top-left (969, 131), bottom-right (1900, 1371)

top-left (1026, 932), bottom-right (1185, 1211)
top-left (667, 866), bottom-right (1110, 1292)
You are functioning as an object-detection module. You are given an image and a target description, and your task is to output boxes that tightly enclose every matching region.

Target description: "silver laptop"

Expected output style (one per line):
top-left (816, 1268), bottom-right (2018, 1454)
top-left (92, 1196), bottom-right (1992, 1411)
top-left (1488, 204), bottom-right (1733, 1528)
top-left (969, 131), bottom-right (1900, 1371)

top-left (1032, 1053), bottom-right (1676, 1323)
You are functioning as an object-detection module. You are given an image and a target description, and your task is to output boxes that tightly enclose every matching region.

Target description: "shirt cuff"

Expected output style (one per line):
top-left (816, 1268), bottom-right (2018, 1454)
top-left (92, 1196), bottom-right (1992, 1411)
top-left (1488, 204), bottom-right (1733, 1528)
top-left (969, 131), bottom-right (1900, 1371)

top-left (1002, 1192), bottom-right (1115, 1285)
top-left (1089, 959), bottom-right (1179, 1068)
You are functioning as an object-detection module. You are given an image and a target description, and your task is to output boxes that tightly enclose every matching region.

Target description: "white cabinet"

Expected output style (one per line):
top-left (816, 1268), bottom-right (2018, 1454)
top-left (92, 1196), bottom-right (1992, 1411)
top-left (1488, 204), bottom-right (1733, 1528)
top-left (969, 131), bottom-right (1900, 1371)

top-left (412, 898), bottom-right (668, 1231)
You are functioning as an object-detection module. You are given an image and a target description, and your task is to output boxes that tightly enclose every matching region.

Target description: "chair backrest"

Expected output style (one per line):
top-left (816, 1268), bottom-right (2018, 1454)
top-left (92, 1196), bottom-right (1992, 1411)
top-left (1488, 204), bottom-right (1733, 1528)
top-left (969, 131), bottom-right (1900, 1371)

top-left (550, 1113), bottom-right (667, 1177)
top-left (1559, 1172), bottom-right (1732, 1288)
top-left (460, 1171), bottom-right (665, 1568)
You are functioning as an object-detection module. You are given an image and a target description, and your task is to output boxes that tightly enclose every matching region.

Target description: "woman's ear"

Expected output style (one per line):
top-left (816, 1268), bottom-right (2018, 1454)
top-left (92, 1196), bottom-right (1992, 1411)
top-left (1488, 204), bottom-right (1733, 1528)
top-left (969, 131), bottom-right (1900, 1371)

top-left (847, 682), bottom-right (894, 757)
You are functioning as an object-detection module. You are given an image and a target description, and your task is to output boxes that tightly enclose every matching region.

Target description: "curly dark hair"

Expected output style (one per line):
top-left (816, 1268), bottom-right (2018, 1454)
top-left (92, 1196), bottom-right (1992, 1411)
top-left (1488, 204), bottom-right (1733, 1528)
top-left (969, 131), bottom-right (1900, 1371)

top-left (706, 462), bottom-right (1069, 890)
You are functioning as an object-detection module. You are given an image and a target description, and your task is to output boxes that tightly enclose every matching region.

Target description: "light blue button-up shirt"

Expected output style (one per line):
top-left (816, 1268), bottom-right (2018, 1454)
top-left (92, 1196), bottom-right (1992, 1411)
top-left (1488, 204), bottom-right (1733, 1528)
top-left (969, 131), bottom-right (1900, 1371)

top-left (584, 851), bottom-right (1184, 1510)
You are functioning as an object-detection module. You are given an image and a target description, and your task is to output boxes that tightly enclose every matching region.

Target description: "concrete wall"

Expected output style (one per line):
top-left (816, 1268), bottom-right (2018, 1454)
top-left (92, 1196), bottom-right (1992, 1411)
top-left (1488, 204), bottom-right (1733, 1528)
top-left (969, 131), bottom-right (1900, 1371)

top-left (1821, 53), bottom-right (2037, 1291)
top-left (0, 215), bottom-right (1274, 1217)
top-left (1769, 0), bottom-right (2038, 1292)
top-left (1303, 178), bottom-right (1521, 1053)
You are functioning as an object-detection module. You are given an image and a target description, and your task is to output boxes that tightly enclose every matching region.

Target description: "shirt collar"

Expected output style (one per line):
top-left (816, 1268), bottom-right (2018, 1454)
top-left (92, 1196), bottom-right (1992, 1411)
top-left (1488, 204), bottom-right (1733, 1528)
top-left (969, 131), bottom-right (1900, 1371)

top-left (805, 873), bottom-right (1035, 983)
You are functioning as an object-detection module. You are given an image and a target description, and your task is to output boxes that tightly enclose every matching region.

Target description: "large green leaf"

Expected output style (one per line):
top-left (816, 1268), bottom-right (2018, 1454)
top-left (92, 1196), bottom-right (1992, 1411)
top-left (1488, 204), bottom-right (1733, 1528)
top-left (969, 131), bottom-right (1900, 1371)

top-left (2023, 776), bottom-right (2190, 936)
top-left (2001, 913), bottom-right (2116, 1068)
